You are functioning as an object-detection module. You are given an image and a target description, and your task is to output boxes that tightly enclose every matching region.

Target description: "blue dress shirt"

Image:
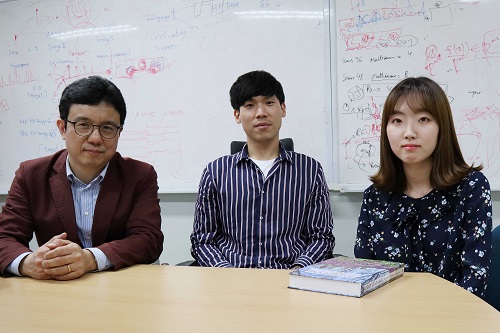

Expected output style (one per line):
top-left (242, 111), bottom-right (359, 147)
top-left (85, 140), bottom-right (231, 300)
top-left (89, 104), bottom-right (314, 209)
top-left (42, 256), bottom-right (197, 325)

top-left (66, 161), bottom-right (112, 271)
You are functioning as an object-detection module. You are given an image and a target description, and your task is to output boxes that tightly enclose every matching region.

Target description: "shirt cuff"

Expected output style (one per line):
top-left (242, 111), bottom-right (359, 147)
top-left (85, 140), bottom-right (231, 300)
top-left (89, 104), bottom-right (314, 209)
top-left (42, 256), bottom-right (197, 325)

top-left (5, 252), bottom-right (31, 276)
top-left (86, 248), bottom-right (113, 271)
top-left (214, 261), bottom-right (233, 268)
top-left (293, 256), bottom-right (315, 269)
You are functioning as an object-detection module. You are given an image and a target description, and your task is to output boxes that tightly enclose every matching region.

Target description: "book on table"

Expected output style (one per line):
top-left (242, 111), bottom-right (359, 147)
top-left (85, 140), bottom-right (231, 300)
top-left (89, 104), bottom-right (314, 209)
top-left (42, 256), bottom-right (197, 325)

top-left (288, 256), bottom-right (404, 297)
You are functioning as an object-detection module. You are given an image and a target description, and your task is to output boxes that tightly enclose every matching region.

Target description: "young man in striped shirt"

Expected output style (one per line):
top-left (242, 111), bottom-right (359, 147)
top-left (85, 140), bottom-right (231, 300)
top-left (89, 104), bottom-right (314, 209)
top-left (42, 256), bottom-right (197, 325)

top-left (190, 70), bottom-right (335, 268)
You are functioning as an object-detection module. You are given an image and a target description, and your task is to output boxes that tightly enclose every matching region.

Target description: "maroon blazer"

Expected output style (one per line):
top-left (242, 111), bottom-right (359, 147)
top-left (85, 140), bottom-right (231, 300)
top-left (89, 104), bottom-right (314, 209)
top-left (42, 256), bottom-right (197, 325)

top-left (0, 150), bottom-right (163, 274)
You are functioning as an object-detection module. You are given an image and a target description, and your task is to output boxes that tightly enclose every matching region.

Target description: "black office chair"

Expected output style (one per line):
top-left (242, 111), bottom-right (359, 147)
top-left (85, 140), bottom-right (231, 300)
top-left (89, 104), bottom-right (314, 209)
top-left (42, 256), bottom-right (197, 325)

top-left (230, 138), bottom-right (294, 154)
top-left (485, 225), bottom-right (500, 311)
top-left (176, 259), bottom-right (199, 266)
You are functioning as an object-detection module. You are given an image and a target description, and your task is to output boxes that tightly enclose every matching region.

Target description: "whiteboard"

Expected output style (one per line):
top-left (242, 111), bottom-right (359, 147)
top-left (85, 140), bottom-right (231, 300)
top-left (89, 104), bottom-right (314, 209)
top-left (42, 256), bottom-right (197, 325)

top-left (333, 0), bottom-right (500, 191)
top-left (0, 0), bottom-right (332, 193)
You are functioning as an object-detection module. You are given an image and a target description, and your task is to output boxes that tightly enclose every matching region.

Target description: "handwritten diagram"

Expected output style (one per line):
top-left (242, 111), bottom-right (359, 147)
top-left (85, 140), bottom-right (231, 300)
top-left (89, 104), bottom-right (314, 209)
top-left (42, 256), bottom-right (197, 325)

top-left (0, 0), bottom-right (328, 192)
top-left (336, 0), bottom-right (500, 189)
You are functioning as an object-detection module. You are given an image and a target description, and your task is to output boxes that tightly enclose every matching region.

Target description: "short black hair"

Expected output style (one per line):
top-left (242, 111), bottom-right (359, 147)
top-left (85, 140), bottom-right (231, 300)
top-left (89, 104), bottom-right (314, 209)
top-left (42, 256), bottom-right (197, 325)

top-left (59, 75), bottom-right (127, 125)
top-left (229, 70), bottom-right (285, 110)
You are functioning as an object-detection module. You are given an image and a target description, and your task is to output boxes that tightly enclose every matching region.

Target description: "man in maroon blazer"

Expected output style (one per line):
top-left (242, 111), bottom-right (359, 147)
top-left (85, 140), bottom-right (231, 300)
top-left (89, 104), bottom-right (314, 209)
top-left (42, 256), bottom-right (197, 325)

top-left (0, 76), bottom-right (163, 280)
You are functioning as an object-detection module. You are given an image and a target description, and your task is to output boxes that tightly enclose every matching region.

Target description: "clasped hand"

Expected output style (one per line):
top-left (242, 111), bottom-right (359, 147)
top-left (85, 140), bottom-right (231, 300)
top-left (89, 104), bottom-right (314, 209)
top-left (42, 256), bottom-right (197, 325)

top-left (20, 232), bottom-right (97, 280)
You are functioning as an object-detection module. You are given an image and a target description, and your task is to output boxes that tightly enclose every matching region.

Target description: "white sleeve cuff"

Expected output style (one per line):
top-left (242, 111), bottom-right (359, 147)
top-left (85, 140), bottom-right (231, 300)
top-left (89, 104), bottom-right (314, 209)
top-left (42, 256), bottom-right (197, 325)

top-left (5, 252), bottom-right (31, 276)
top-left (86, 248), bottom-right (113, 271)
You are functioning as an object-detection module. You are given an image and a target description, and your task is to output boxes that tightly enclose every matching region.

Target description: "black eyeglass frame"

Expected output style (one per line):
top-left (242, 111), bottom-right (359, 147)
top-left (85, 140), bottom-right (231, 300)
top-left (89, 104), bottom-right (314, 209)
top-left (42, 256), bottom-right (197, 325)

top-left (65, 119), bottom-right (123, 139)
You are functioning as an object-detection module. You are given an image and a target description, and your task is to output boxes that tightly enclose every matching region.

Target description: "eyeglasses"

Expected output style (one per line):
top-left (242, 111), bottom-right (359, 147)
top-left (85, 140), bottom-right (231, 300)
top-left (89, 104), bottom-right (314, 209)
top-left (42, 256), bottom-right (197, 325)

top-left (66, 120), bottom-right (122, 139)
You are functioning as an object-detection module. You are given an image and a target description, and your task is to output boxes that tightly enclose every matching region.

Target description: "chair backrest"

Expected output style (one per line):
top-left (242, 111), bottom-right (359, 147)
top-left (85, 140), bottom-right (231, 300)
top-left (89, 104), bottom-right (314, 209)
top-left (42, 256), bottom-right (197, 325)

top-left (230, 138), bottom-right (294, 154)
top-left (485, 224), bottom-right (500, 310)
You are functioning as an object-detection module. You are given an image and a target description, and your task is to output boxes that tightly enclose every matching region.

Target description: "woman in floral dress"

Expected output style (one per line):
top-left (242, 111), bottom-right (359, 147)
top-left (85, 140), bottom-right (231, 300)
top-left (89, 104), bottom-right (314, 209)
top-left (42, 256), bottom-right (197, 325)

top-left (355, 77), bottom-right (492, 298)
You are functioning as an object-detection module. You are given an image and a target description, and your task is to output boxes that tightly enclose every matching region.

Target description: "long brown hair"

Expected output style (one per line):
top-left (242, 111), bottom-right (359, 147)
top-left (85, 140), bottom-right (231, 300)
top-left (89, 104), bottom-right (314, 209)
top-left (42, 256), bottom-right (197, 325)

top-left (371, 77), bottom-right (481, 192)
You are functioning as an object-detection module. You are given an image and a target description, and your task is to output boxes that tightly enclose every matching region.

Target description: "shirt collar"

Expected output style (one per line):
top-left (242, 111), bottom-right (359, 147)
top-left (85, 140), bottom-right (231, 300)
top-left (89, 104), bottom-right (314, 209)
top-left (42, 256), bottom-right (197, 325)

top-left (235, 141), bottom-right (293, 165)
top-left (66, 156), bottom-right (108, 185)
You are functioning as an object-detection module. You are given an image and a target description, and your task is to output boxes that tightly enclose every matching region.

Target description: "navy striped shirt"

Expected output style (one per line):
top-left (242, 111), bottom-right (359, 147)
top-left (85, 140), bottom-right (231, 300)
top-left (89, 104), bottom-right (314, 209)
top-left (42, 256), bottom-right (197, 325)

top-left (191, 145), bottom-right (335, 268)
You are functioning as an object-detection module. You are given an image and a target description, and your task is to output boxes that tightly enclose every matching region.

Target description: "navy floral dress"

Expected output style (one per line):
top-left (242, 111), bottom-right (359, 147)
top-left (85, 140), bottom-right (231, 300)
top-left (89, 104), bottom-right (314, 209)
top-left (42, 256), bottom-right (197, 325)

top-left (355, 171), bottom-right (492, 298)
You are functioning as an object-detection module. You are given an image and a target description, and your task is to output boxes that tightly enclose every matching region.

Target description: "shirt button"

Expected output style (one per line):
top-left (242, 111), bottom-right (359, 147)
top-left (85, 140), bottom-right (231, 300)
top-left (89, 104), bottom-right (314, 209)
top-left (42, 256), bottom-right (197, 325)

top-left (258, 260), bottom-right (262, 264)
top-left (259, 216), bottom-right (263, 220)
top-left (259, 242), bottom-right (262, 246)
top-left (261, 190), bottom-right (265, 194)
top-left (84, 211), bottom-right (89, 216)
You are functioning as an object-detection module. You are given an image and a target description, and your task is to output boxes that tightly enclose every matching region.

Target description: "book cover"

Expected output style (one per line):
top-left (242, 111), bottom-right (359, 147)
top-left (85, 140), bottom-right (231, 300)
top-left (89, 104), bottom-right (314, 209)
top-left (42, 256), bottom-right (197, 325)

top-left (288, 256), bottom-right (404, 297)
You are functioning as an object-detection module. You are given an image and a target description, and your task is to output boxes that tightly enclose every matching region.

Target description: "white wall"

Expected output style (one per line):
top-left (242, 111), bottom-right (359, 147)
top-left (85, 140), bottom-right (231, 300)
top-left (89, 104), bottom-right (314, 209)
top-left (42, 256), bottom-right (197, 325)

top-left (3, 191), bottom-right (498, 266)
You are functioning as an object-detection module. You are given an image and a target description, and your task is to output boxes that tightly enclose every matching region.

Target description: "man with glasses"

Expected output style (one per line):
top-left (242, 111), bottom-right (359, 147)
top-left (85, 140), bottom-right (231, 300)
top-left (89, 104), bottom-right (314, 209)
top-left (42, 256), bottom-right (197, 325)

top-left (0, 76), bottom-right (164, 280)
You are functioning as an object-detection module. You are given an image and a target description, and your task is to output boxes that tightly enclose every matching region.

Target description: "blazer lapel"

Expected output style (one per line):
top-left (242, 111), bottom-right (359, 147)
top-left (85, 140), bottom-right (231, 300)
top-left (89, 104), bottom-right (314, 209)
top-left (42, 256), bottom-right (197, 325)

top-left (92, 154), bottom-right (123, 246)
top-left (49, 151), bottom-right (82, 247)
